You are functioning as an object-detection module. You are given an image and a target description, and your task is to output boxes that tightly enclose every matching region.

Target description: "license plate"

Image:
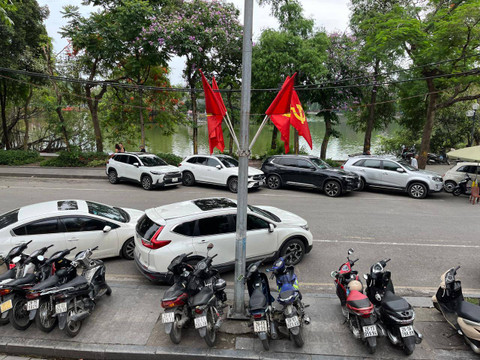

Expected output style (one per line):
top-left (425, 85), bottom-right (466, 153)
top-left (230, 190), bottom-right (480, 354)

top-left (172, 178), bottom-right (178, 182)
top-left (253, 320), bottom-right (267, 333)
top-left (27, 299), bottom-right (39, 311)
top-left (400, 325), bottom-right (415, 338)
top-left (55, 302), bottom-right (67, 314)
top-left (0, 300), bottom-right (12, 313)
top-left (363, 325), bottom-right (378, 338)
top-left (194, 315), bottom-right (207, 329)
top-left (285, 316), bottom-right (300, 329)
top-left (162, 312), bottom-right (175, 324)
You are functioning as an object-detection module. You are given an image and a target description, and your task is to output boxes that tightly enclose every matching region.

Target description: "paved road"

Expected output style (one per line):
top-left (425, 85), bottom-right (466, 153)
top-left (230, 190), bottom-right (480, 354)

top-left (0, 174), bottom-right (478, 296)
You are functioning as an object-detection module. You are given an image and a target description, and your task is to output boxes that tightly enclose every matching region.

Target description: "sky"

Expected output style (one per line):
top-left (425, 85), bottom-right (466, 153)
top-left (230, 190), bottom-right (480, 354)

top-left (38, 0), bottom-right (351, 85)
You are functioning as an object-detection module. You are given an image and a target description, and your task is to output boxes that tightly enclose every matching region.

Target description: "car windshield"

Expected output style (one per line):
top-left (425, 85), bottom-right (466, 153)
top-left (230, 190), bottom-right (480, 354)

top-left (139, 156), bottom-right (167, 167)
top-left (397, 160), bottom-right (417, 171)
top-left (310, 157), bottom-right (331, 169)
top-left (248, 205), bottom-right (281, 222)
top-left (218, 157), bottom-right (238, 168)
top-left (86, 201), bottom-right (128, 223)
top-left (0, 209), bottom-right (19, 230)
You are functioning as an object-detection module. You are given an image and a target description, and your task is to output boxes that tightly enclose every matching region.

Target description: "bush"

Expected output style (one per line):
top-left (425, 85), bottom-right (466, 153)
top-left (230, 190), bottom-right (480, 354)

top-left (325, 158), bottom-right (342, 167)
top-left (156, 152), bottom-right (183, 166)
top-left (40, 151), bottom-right (108, 167)
top-left (86, 159), bottom-right (108, 167)
top-left (255, 146), bottom-right (310, 161)
top-left (0, 150), bottom-right (41, 165)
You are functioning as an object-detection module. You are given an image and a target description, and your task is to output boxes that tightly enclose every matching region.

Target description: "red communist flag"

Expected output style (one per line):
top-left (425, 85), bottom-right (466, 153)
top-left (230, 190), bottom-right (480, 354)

top-left (212, 77), bottom-right (227, 115)
top-left (200, 70), bottom-right (225, 154)
top-left (289, 90), bottom-right (312, 149)
top-left (265, 74), bottom-right (296, 153)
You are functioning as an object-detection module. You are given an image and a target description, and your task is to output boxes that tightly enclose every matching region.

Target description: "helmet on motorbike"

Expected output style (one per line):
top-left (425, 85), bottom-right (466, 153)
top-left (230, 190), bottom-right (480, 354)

top-left (348, 280), bottom-right (363, 292)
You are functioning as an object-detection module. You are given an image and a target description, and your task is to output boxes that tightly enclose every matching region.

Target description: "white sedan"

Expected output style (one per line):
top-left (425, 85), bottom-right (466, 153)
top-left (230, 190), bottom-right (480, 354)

top-left (133, 197), bottom-right (313, 283)
top-left (0, 200), bottom-right (144, 260)
top-left (179, 155), bottom-right (265, 193)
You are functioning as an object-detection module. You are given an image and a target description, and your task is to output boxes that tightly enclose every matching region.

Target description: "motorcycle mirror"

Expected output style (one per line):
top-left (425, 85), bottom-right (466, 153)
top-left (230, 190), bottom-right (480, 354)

top-left (347, 248), bottom-right (354, 255)
top-left (207, 243), bottom-right (214, 250)
top-left (363, 274), bottom-right (368, 280)
top-left (330, 270), bottom-right (338, 278)
top-left (12, 256), bottom-right (21, 264)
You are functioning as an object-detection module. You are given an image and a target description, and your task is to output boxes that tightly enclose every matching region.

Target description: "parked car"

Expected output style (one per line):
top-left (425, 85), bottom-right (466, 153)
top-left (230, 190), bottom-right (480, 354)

top-left (0, 200), bottom-right (144, 260)
top-left (106, 152), bottom-right (182, 190)
top-left (342, 155), bottom-right (443, 199)
top-left (442, 162), bottom-right (480, 193)
top-left (133, 197), bottom-right (313, 283)
top-left (260, 155), bottom-right (360, 197)
top-left (179, 154), bottom-right (265, 193)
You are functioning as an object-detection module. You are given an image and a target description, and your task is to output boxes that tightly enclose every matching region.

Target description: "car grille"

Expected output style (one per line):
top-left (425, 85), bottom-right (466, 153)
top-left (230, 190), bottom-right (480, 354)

top-left (164, 172), bottom-right (181, 180)
top-left (252, 175), bottom-right (264, 180)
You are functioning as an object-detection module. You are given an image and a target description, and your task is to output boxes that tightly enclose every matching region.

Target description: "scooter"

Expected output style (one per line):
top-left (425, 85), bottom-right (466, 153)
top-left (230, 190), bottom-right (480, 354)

top-left (400, 145), bottom-right (416, 163)
top-left (364, 258), bottom-right (422, 355)
top-left (427, 151), bottom-right (450, 165)
top-left (268, 257), bottom-right (309, 348)
top-left (331, 249), bottom-right (382, 354)
top-left (432, 266), bottom-right (480, 354)
top-left (453, 174), bottom-right (474, 196)
top-left (245, 258), bottom-right (277, 350)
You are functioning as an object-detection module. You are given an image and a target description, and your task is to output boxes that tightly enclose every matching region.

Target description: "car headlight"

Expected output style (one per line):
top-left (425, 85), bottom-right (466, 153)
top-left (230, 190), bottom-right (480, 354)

top-left (150, 171), bottom-right (165, 175)
top-left (432, 176), bottom-right (442, 182)
top-left (300, 224), bottom-right (309, 231)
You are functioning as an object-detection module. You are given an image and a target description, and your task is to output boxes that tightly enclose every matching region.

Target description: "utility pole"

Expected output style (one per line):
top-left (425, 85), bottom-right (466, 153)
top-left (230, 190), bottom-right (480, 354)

top-left (231, 0), bottom-right (253, 318)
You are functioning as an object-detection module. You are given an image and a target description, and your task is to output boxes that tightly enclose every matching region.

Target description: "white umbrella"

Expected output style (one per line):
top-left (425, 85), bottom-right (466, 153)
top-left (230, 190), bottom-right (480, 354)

top-left (447, 146), bottom-right (480, 184)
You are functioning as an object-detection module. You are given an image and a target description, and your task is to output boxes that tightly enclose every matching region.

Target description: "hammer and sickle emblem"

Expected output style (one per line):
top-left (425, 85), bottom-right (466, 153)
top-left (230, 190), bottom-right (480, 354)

top-left (291, 104), bottom-right (306, 124)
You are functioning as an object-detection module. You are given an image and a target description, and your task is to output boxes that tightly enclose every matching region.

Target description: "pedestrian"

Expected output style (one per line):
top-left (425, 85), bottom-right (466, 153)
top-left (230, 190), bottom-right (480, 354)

top-left (411, 154), bottom-right (419, 169)
top-left (119, 143), bottom-right (125, 153)
top-left (140, 145), bottom-right (146, 152)
top-left (114, 144), bottom-right (121, 153)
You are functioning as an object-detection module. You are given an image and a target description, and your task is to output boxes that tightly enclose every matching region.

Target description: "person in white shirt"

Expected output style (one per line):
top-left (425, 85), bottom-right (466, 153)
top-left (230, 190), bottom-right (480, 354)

top-left (411, 155), bottom-right (419, 169)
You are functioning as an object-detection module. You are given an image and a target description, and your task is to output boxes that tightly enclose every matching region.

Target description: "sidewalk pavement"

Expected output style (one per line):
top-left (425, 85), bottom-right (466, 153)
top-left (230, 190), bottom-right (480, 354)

top-left (0, 281), bottom-right (475, 360)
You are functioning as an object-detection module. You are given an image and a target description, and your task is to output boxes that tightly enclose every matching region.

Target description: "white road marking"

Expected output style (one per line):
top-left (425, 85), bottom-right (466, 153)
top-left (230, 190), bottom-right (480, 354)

top-left (314, 239), bottom-right (480, 248)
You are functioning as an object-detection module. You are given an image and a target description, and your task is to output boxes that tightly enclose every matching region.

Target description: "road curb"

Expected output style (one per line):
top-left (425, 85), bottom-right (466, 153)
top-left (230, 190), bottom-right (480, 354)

top-left (0, 172), bottom-right (105, 180)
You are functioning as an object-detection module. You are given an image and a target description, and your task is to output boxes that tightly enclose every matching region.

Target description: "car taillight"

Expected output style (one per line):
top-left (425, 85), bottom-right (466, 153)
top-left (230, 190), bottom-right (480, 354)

top-left (178, 163), bottom-right (182, 166)
top-left (141, 226), bottom-right (171, 249)
top-left (340, 165), bottom-right (344, 169)
top-left (161, 293), bottom-right (188, 308)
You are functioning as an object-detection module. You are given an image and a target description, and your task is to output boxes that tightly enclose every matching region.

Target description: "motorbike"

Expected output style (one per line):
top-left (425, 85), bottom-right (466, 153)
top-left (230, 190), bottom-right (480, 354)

top-left (161, 252), bottom-right (195, 344)
top-left (364, 258), bottom-right (422, 355)
top-left (188, 244), bottom-right (227, 347)
top-left (432, 266), bottom-right (480, 354)
top-left (268, 257), bottom-right (309, 348)
top-left (427, 151), bottom-right (450, 165)
top-left (453, 174), bottom-right (475, 196)
top-left (400, 145), bottom-right (416, 163)
top-left (245, 258), bottom-right (277, 350)
top-left (34, 246), bottom-right (111, 337)
top-left (331, 248), bottom-right (382, 354)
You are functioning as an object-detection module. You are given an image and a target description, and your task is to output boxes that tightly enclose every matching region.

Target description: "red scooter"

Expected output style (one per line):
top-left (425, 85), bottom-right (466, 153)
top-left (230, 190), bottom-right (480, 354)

top-left (331, 249), bottom-right (383, 354)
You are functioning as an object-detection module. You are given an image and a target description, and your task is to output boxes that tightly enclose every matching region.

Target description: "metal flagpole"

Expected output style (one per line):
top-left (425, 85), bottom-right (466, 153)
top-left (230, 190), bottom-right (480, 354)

top-left (224, 112), bottom-right (240, 149)
top-left (249, 115), bottom-right (269, 150)
top-left (231, 0), bottom-right (253, 318)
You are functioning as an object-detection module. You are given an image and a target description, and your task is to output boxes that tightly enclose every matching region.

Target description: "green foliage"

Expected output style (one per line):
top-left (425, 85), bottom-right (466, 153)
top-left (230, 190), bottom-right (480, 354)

top-left (156, 152), bottom-right (182, 166)
top-left (0, 150), bottom-right (41, 165)
top-left (40, 151), bottom-right (108, 167)
top-left (324, 158), bottom-right (342, 167)
top-left (254, 146), bottom-right (309, 161)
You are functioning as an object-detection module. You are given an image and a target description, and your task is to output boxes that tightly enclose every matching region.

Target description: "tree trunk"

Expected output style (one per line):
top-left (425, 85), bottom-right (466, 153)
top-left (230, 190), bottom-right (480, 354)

top-left (191, 89), bottom-right (198, 154)
top-left (294, 130), bottom-right (299, 154)
top-left (320, 113), bottom-right (332, 159)
top-left (85, 84), bottom-right (106, 153)
top-left (139, 88), bottom-right (145, 148)
top-left (55, 107), bottom-right (70, 151)
top-left (23, 86), bottom-right (33, 150)
top-left (271, 126), bottom-right (278, 150)
top-left (363, 60), bottom-right (380, 154)
top-left (0, 80), bottom-right (10, 150)
top-left (418, 77), bottom-right (437, 169)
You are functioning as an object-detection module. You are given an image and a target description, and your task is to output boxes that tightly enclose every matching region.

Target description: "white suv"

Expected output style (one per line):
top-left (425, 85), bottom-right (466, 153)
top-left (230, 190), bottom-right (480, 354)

top-left (443, 162), bottom-right (480, 192)
top-left (179, 155), bottom-right (265, 193)
top-left (106, 153), bottom-right (182, 190)
top-left (342, 156), bottom-right (443, 199)
top-left (133, 197), bottom-right (313, 283)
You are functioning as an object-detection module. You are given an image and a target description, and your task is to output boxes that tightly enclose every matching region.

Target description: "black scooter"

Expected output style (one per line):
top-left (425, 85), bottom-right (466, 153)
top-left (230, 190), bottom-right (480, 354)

top-left (453, 174), bottom-right (474, 196)
top-left (364, 259), bottom-right (422, 355)
top-left (245, 258), bottom-right (277, 350)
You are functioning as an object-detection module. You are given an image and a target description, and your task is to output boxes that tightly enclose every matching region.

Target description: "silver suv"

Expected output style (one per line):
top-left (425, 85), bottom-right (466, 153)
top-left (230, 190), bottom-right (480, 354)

top-left (342, 156), bottom-right (443, 199)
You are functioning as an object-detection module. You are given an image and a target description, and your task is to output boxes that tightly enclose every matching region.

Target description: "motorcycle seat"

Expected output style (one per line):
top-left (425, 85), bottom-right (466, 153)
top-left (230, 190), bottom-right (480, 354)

top-left (31, 274), bottom-right (59, 291)
top-left (249, 288), bottom-right (267, 311)
top-left (163, 282), bottom-right (185, 301)
top-left (381, 291), bottom-right (411, 312)
top-left (458, 301), bottom-right (480, 323)
top-left (0, 269), bottom-right (16, 281)
top-left (190, 286), bottom-right (214, 307)
top-left (8, 273), bottom-right (36, 286)
top-left (57, 276), bottom-right (88, 290)
top-left (347, 290), bottom-right (373, 311)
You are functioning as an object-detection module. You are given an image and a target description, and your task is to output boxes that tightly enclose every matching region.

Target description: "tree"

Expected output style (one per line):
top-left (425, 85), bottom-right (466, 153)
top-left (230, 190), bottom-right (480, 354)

top-left (142, 0), bottom-right (243, 154)
top-left (0, 0), bottom-right (15, 26)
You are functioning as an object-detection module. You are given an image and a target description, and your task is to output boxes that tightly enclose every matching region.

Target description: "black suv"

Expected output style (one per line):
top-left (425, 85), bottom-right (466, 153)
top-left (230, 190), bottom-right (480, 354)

top-left (261, 155), bottom-right (360, 197)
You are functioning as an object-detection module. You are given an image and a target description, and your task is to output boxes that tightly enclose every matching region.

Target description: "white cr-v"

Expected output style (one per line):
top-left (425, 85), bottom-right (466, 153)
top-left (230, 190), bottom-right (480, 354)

top-left (106, 153), bottom-right (182, 190)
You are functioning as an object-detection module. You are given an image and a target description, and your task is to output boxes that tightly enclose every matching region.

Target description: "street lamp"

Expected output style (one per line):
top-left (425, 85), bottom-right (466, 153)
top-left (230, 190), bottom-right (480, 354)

top-left (467, 102), bottom-right (479, 147)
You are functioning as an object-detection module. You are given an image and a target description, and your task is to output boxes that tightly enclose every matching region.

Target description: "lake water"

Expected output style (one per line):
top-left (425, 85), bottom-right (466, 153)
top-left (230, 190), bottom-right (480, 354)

top-left (114, 116), bottom-right (391, 160)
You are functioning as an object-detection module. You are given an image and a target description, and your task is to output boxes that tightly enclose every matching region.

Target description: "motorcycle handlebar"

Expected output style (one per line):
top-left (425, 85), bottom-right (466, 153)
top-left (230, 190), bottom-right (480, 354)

top-left (352, 258), bottom-right (359, 264)
top-left (68, 247), bottom-right (77, 252)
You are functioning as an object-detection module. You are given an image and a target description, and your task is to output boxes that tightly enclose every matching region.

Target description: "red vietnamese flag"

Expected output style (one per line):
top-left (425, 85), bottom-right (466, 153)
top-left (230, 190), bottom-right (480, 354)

top-left (289, 90), bottom-right (312, 149)
top-left (200, 70), bottom-right (225, 154)
top-left (265, 74), bottom-right (296, 153)
top-left (212, 77), bottom-right (227, 115)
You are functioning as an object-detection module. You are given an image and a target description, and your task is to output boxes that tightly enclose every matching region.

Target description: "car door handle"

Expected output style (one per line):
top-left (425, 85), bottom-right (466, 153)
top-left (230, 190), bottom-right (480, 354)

top-left (67, 237), bottom-right (79, 242)
top-left (198, 239), bottom-right (207, 244)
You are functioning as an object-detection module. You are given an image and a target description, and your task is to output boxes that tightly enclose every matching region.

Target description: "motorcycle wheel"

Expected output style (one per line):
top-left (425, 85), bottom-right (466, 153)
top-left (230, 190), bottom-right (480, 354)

top-left (9, 297), bottom-right (32, 330)
top-left (35, 300), bottom-right (57, 333)
top-left (291, 326), bottom-right (305, 348)
top-left (453, 188), bottom-right (462, 196)
top-left (65, 308), bottom-right (82, 338)
top-left (204, 307), bottom-right (217, 347)
top-left (261, 337), bottom-right (270, 351)
top-left (403, 336), bottom-right (416, 355)
top-left (169, 314), bottom-right (183, 344)
top-left (366, 336), bottom-right (376, 354)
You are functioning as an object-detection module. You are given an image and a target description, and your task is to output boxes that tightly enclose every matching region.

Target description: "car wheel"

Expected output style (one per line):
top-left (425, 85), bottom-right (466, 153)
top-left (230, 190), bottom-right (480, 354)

top-left (108, 169), bottom-right (119, 184)
top-left (121, 237), bottom-right (135, 260)
top-left (267, 174), bottom-right (282, 189)
top-left (182, 171), bottom-right (195, 186)
top-left (408, 182), bottom-right (427, 199)
top-left (227, 177), bottom-right (238, 193)
top-left (323, 180), bottom-right (341, 197)
top-left (280, 238), bottom-right (305, 265)
top-left (141, 175), bottom-right (153, 190)
top-left (358, 177), bottom-right (366, 191)
top-left (444, 180), bottom-right (456, 193)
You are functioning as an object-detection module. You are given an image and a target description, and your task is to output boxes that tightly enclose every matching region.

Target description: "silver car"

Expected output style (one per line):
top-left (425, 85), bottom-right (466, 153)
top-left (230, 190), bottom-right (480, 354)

top-left (342, 156), bottom-right (443, 199)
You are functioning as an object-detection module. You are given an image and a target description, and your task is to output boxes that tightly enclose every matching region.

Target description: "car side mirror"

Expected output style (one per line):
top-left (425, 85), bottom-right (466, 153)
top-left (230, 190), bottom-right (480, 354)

top-left (216, 165), bottom-right (222, 170)
top-left (396, 168), bottom-right (405, 173)
top-left (133, 162), bottom-right (140, 167)
top-left (268, 223), bottom-right (275, 233)
top-left (103, 225), bottom-right (112, 233)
